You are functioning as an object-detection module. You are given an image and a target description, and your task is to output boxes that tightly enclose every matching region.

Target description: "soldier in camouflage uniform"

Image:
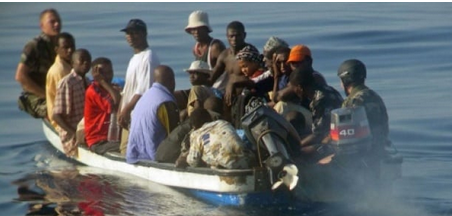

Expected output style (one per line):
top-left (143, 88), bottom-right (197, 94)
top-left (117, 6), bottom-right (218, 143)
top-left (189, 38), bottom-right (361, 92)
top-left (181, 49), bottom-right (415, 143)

top-left (289, 67), bottom-right (343, 155)
top-left (15, 9), bottom-right (61, 118)
top-left (337, 59), bottom-right (390, 163)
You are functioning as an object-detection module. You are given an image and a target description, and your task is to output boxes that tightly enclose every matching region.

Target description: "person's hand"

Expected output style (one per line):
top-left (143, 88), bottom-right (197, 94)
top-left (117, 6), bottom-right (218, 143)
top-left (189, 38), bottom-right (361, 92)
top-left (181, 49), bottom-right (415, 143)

top-left (272, 53), bottom-right (281, 78)
top-left (175, 154), bottom-right (189, 168)
top-left (92, 65), bottom-right (105, 83)
top-left (117, 108), bottom-right (131, 129)
top-left (224, 83), bottom-right (234, 107)
top-left (112, 83), bottom-right (122, 92)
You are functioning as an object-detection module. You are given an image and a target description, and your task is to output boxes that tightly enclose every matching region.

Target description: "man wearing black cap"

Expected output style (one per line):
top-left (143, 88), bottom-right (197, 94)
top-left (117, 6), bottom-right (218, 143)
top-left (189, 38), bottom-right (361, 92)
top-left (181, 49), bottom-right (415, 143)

top-left (117, 19), bottom-right (161, 155)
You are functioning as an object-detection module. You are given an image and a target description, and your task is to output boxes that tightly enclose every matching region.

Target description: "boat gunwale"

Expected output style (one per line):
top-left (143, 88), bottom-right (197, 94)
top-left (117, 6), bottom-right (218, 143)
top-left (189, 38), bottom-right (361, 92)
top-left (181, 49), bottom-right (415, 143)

top-left (43, 119), bottom-right (256, 177)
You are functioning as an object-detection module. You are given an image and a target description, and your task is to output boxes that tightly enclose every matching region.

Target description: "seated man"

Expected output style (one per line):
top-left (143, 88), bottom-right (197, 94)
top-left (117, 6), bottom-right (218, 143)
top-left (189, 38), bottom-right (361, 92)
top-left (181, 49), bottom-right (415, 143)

top-left (46, 32), bottom-right (76, 129)
top-left (84, 57), bottom-right (121, 155)
top-left (337, 59), bottom-right (391, 174)
top-left (270, 46), bottom-right (313, 134)
top-left (126, 65), bottom-right (180, 163)
top-left (274, 44), bottom-right (326, 110)
top-left (289, 67), bottom-right (343, 157)
top-left (186, 108), bottom-right (254, 169)
top-left (171, 96), bottom-right (225, 167)
top-left (203, 96), bottom-right (223, 121)
top-left (180, 60), bottom-right (217, 121)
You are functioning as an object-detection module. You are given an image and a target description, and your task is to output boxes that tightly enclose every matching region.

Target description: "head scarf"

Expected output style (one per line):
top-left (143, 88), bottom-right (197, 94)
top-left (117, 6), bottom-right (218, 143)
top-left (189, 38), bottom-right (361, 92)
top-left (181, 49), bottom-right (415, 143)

top-left (236, 45), bottom-right (264, 66)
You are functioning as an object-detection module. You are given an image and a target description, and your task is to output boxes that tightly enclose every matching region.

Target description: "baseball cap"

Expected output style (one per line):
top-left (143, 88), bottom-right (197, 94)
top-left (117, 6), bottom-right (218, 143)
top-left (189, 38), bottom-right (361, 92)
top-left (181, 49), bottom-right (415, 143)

top-left (287, 44), bottom-right (312, 63)
top-left (120, 19), bottom-right (147, 33)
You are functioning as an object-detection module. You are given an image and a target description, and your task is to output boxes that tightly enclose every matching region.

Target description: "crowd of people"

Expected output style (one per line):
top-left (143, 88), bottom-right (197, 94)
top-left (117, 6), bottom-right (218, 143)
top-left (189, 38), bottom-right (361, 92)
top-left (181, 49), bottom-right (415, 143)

top-left (15, 9), bottom-right (391, 171)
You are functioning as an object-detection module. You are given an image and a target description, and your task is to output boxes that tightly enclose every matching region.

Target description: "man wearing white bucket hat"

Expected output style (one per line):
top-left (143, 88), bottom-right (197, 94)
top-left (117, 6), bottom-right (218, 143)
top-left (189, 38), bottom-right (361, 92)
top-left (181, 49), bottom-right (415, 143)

top-left (180, 60), bottom-right (216, 121)
top-left (185, 10), bottom-right (225, 71)
top-left (174, 11), bottom-right (226, 115)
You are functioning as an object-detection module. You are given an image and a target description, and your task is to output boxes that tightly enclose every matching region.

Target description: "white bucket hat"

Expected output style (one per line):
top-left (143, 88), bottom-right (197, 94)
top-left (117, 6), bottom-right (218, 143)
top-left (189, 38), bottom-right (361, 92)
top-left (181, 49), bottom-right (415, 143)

top-left (185, 10), bottom-right (212, 34)
top-left (184, 60), bottom-right (212, 75)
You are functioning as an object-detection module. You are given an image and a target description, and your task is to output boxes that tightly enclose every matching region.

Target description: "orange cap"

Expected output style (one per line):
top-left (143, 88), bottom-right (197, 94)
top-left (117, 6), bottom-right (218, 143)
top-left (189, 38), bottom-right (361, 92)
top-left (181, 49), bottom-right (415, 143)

top-left (287, 44), bottom-right (312, 63)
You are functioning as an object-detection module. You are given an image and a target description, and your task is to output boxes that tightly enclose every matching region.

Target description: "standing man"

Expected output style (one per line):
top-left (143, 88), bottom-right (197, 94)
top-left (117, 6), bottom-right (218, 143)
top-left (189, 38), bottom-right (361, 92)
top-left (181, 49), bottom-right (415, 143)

top-left (209, 21), bottom-right (254, 120)
top-left (118, 19), bottom-right (161, 155)
top-left (16, 8), bottom-right (62, 118)
top-left (174, 10), bottom-right (226, 112)
top-left (337, 59), bottom-right (390, 173)
top-left (185, 10), bottom-right (225, 71)
top-left (126, 65), bottom-right (180, 164)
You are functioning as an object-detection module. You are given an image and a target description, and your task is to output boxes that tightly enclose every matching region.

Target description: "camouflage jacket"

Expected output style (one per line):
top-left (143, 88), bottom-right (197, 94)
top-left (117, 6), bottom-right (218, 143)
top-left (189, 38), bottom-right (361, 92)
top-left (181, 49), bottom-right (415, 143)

top-left (310, 85), bottom-right (344, 138)
top-left (19, 33), bottom-right (56, 90)
top-left (343, 84), bottom-right (389, 148)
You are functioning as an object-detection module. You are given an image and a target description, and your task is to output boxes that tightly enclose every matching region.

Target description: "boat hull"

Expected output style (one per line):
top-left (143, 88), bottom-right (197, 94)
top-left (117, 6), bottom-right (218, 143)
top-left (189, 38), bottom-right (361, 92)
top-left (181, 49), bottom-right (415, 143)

top-left (42, 120), bottom-right (294, 206)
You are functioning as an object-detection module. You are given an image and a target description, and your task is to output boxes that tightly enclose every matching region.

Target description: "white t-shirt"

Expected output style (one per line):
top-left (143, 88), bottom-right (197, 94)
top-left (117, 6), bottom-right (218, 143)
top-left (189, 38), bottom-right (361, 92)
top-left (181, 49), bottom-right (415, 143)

top-left (121, 48), bottom-right (160, 111)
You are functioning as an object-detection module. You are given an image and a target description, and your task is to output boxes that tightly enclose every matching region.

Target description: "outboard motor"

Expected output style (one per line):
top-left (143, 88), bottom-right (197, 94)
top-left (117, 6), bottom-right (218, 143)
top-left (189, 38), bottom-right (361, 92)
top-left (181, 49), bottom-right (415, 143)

top-left (241, 104), bottom-right (300, 190)
top-left (330, 106), bottom-right (372, 156)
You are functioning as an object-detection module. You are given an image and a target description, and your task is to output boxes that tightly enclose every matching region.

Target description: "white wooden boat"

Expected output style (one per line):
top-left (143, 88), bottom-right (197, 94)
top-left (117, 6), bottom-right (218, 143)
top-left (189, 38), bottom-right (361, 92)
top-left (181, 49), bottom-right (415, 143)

top-left (42, 103), bottom-right (403, 206)
top-left (42, 119), bottom-right (295, 206)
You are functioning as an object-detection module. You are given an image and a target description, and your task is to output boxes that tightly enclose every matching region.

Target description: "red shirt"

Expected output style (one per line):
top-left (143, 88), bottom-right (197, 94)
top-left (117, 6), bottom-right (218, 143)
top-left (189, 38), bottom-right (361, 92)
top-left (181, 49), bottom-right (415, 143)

top-left (84, 82), bottom-right (112, 147)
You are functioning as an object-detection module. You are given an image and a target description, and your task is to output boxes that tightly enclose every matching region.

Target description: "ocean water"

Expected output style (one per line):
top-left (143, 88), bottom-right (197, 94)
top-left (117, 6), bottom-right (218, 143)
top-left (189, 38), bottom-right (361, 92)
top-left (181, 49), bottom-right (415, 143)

top-left (1, 2), bottom-right (452, 216)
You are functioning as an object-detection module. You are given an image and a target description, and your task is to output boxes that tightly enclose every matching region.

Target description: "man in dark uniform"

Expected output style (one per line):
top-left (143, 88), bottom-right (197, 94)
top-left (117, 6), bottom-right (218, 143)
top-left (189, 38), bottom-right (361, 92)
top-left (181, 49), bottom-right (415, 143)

top-left (289, 67), bottom-right (343, 155)
top-left (337, 59), bottom-right (391, 171)
top-left (15, 8), bottom-right (62, 118)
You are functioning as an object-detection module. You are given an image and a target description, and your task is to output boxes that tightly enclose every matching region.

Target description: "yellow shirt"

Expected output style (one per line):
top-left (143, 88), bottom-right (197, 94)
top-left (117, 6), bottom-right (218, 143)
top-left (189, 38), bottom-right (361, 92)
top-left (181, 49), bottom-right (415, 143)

top-left (45, 55), bottom-right (72, 128)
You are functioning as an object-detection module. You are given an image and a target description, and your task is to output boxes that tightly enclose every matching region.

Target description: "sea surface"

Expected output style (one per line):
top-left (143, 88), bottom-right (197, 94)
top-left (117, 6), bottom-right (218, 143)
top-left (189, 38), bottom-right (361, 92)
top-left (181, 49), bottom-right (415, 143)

top-left (1, 2), bottom-right (452, 216)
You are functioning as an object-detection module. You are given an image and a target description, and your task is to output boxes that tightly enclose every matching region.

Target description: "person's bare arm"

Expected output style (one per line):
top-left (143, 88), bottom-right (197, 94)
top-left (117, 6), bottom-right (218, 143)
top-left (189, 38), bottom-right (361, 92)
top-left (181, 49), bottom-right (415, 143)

top-left (224, 76), bottom-right (255, 106)
top-left (275, 85), bottom-right (298, 102)
top-left (271, 55), bottom-right (282, 103)
top-left (117, 94), bottom-right (141, 129)
top-left (209, 49), bottom-right (227, 86)
top-left (209, 40), bottom-right (226, 69)
top-left (15, 63), bottom-right (45, 98)
top-left (92, 66), bottom-right (121, 111)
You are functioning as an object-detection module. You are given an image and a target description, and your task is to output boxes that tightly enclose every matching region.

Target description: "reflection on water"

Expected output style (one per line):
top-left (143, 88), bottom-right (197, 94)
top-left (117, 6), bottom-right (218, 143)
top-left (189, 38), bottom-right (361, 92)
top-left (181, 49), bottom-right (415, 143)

top-left (2, 2), bottom-right (452, 216)
top-left (13, 168), bottom-right (124, 216)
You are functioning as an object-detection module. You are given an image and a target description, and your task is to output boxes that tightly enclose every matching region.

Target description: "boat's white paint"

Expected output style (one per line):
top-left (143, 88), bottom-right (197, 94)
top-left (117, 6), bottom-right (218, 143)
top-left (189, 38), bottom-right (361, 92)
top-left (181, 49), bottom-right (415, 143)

top-left (42, 121), bottom-right (258, 193)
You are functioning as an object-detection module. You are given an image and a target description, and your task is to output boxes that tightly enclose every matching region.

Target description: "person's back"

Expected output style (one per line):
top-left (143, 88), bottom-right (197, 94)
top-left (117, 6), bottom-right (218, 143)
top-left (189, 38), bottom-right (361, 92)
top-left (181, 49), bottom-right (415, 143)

top-left (187, 108), bottom-right (253, 169)
top-left (46, 32), bottom-right (75, 128)
top-left (16, 9), bottom-right (62, 118)
top-left (127, 65), bottom-right (179, 163)
top-left (337, 59), bottom-right (389, 150)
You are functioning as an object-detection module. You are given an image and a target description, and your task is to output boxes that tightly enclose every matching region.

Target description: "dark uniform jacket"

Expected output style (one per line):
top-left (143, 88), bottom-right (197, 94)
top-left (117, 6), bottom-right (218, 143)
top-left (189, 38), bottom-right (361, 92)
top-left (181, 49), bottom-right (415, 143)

top-left (310, 85), bottom-right (344, 139)
top-left (342, 84), bottom-right (389, 151)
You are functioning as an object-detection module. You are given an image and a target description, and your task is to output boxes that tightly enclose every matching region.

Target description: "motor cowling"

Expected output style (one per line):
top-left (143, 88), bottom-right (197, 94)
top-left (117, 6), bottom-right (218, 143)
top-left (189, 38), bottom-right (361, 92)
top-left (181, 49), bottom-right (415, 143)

top-left (330, 106), bottom-right (372, 155)
top-left (241, 105), bottom-right (300, 190)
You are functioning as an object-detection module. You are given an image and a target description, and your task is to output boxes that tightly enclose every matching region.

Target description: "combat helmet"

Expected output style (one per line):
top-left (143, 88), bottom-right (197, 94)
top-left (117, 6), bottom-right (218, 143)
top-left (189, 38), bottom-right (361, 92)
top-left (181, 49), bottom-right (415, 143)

top-left (337, 59), bottom-right (367, 86)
